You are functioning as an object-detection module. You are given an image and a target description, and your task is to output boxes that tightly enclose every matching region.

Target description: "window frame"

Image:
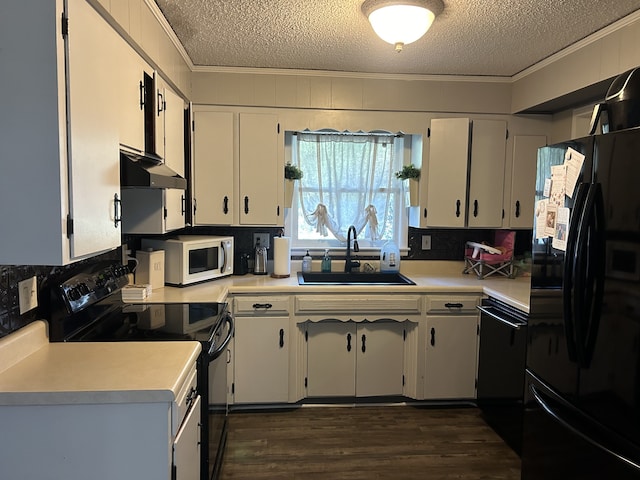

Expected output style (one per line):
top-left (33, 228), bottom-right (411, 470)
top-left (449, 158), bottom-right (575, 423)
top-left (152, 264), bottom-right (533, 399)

top-left (284, 131), bottom-right (410, 256)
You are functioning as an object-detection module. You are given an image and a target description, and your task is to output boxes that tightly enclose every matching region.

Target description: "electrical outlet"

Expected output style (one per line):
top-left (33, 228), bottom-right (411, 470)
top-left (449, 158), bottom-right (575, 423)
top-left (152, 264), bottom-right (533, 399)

top-left (421, 235), bottom-right (432, 250)
top-left (253, 233), bottom-right (270, 249)
top-left (18, 276), bottom-right (38, 315)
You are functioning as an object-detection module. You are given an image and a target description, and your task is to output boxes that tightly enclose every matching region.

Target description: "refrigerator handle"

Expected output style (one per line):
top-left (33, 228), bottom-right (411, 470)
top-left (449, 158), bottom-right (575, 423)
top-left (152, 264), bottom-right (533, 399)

top-left (582, 183), bottom-right (606, 367)
top-left (563, 182), bottom-right (589, 363)
top-left (573, 182), bottom-right (602, 367)
top-left (530, 382), bottom-right (640, 471)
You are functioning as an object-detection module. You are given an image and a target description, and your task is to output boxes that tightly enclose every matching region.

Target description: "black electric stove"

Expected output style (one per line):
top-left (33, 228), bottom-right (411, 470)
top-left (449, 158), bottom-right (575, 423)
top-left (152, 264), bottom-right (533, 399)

top-left (45, 261), bottom-right (233, 480)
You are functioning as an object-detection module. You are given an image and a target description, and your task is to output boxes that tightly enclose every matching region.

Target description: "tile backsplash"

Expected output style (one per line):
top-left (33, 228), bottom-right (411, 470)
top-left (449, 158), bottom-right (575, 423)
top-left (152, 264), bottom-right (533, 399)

top-left (2, 227), bottom-right (531, 338)
top-left (0, 249), bottom-right (121, 338)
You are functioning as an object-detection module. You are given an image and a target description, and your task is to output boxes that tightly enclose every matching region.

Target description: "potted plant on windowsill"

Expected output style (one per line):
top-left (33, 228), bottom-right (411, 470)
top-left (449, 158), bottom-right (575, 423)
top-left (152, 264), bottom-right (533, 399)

top-left (284, 163), bottom-right (303, 208)
top-left (395, 164), bottom-right (421, 206)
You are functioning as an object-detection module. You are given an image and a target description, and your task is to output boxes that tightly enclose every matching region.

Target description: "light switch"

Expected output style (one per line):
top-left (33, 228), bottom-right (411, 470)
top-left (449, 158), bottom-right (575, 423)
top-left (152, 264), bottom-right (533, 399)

top-left (18, 276), bottom-right (38, 315)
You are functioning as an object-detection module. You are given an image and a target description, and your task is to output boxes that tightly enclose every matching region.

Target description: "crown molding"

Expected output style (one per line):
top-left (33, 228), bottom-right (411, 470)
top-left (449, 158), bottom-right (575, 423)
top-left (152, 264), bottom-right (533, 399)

top-left (148, 1), bottom-right (640, 85)
top-left (513, 9), bottom-right (640, 82)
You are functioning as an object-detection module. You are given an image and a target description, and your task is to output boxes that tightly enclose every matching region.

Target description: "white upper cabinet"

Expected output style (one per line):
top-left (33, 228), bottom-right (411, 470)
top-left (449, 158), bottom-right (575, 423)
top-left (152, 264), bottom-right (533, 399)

top-left (420, 118), bottom-right (507, 228)
top-left (117, 38), bottom-right (150, 152)
top-left (0, 0), bottom-right (121, 265)
top-left (425, 118), bottom-right (470, 228)
top-left (121, 81), bottom-right (186, 235)
top-left (192, 109), bottom-right (283, 226)
top-left (239, 113), bottom-right (282, 225)
top-left (506, 135), bottom-right (547, 228)
top-left (467, 119), bottom-right (507, 228)
top-left (192, 110), bottom-right (235, 225)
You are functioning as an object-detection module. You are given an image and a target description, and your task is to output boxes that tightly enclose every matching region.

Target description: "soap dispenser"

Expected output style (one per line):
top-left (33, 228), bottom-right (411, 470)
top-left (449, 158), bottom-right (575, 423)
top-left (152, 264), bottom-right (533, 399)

top-left (302, 250), bottom-right (313, 273)
top-left (321, 249), bottom-right (331, 272)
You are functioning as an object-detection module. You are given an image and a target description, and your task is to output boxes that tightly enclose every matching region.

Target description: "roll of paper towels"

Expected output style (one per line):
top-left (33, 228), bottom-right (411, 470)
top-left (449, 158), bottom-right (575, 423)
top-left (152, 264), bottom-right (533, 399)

top-left (273, 236), bottom-right (291, 276)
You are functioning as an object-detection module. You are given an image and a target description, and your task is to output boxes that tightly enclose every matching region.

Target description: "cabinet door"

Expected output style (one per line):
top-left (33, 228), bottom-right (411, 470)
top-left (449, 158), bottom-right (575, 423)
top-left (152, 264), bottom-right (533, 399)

top-left (154, 74), bottom-right (166, 159)
top-left (426, 118), bottom-right (470, 227)
top-left (234, 317), bottom-right (289, 403)
top-left (425, 315), bottom-right (479, 399)
top-left (356, 322), bottom-right (404, 397)
top-left (165, 189), bottom-right (186, 232)
top-left (163, 86), bottom-right (185, 175)
top-left (163, 86), bottom-right (186, 231)
top-left (467, 120), bottom-right (507, 228)
top-left (193, 111), bottom-right (234, 225)
top-left (239, 113), bottom-right (281, 225)
top-left (307, 321), bottom-right (356, 397)
top-left (66, 0), bottom-right (121, 258)
top-left (508, 135), bottom-right (547, 228)
top-left (173, 395), bottom-right (201, 480)
top-left (117, 39), bottom-right (147, 151)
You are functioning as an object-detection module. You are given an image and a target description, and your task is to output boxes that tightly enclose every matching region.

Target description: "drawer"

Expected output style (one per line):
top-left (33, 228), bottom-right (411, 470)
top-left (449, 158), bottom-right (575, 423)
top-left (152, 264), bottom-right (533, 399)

top-left (234, 295), bottom-right (290, 316)
top-left (295, 294), bottom-right (422, 315)
top-left (426, 295), bottom-right (479, 314)
top-left (172, 365), bottom-right (197, 436)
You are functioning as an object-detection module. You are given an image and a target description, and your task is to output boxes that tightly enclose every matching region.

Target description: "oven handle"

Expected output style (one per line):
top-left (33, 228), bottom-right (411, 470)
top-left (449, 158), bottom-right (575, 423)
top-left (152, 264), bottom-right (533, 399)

top-left (477, 305), bottom-right (526, 330)
top-left (208, 313), bottom-right (234, 360)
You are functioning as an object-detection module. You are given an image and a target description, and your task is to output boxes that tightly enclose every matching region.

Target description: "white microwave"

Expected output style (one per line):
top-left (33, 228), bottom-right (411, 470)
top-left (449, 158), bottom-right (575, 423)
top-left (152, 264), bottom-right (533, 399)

top-left (141, 235), bottom-right (234, 286)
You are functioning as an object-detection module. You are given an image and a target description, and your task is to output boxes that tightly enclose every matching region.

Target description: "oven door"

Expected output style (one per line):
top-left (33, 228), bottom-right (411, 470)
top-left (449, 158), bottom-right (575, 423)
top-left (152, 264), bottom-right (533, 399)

top-left (207, 309), bottom-right (234, 480)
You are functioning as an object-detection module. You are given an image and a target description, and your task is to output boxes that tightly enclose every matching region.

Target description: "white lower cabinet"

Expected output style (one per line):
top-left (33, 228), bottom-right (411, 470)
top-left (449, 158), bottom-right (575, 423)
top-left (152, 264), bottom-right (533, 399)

top-left (424, 295), bottom-right (480, 400)
top-left (306, 320), bottom-right (405, 397)
top-left (232, 295), bottom-right (291, 404)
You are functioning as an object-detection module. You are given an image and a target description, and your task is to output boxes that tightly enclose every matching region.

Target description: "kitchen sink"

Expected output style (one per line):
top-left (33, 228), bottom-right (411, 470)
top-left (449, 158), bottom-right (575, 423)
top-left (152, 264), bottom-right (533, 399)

top-left (297, 271), bottom-right (415, 285)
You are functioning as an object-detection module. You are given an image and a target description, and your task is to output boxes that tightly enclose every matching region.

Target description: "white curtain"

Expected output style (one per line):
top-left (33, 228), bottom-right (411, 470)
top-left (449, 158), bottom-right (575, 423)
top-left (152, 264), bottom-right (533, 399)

top-left (295, 132), bottom-right (397, 243)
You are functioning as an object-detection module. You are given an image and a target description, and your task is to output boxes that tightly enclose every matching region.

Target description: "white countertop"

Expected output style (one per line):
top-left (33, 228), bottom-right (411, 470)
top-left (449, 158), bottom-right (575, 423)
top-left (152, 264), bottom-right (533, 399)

top-left (0, 321), bottom-right (201, 406)
top-left (138, 261), bottom-right (531, 313)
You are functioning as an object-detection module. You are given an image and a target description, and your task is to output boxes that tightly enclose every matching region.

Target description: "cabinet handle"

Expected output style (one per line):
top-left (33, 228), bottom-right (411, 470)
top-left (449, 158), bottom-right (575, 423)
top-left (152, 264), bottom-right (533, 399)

top-left (244, 196), bottom-right (249, 214)
top-left (157, 91), bottom-right (164, 115)
top-left (223, 196), bottom-right (229, 214)
top-left (423, 208), bottom-right (427, 218)
top-left (277, 205), bottom-right (280, 216)
top-left (456, 199), bottom-right (461, 217)
top-left (139, 80), bottom-right (145, 109)
top-left (113, 193), bottom-right (121, 228)
top-left (279, 328), bottom-right (285, 348)
top-left (193, 198), bottom-right (197, 215)
top-left (346, 333), bottom-right (352, 352)
top-left (445, 302), bottom-right (464, 309)
top-left (430, 327), bottom-right (436, 346)
top-left (473, 199), bottom-right (478, 217)
top-left (181, 195), bottom-right (185, 216)
top-left (361, 334), bottom-right (366, 353)
top-left (252, 303), bottom-right (272, 309)
top-left (515, 200), bottom-right (521, 218)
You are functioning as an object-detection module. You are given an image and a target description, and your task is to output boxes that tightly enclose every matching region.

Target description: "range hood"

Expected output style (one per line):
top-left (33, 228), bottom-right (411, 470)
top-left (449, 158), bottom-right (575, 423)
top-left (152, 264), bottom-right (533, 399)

top-left (120, 150), bottom-right (186, 189)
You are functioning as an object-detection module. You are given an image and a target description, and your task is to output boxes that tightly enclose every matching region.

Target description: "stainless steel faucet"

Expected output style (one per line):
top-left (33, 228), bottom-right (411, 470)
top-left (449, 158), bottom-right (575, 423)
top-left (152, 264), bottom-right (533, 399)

top-left (344, 225), bottom-right (360, 273)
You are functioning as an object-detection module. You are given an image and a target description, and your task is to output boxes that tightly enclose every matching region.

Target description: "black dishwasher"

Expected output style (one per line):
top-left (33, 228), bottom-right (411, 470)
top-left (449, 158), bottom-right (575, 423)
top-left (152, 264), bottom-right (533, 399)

top-left (477, 297), bottom-right (528, 455)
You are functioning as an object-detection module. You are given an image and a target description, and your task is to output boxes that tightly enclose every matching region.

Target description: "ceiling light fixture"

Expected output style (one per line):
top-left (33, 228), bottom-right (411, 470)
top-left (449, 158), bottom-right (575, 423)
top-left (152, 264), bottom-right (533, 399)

top-left (361, 0), bottom-right (444, 53)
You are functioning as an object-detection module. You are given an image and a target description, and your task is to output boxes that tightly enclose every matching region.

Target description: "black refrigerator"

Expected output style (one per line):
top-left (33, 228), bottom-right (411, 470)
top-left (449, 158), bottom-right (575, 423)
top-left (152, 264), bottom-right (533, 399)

top-left (522, 126), bottom-right (640, 479)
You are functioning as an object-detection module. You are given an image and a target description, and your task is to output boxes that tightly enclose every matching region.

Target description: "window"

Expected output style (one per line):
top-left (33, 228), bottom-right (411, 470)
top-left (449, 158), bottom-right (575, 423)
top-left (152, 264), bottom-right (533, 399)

top-left (286, 130), bottom-right (409, 253)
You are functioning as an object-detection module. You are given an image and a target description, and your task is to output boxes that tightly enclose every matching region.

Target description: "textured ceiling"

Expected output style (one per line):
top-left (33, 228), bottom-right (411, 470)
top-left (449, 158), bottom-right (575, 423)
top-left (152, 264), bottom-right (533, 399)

top-left (154, 0), bottom-right (640, 77)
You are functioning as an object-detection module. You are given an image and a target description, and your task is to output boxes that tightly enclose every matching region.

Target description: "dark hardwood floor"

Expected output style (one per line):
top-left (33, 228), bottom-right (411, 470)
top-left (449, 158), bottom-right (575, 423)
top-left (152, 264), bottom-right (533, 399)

top-left (219, 405), bottom-right (521, 480)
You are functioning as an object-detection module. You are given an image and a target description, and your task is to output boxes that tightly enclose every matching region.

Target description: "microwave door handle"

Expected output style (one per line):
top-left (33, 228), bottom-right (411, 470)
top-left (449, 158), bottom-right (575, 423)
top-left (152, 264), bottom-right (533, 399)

top-left (221, 242), bottom-right (228, 273)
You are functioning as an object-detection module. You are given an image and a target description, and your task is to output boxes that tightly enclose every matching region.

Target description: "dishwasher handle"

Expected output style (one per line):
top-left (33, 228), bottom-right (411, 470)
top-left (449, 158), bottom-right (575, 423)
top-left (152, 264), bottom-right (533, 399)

top-left (477, 305), bottom-right (526, 330)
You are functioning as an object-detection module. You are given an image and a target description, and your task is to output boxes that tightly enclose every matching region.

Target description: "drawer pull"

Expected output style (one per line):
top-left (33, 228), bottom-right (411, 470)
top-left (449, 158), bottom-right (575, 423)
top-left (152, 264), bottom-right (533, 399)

top-left (444, 302), bottom-right (464, 309)
top-left (252, 303), bottom-right (273, 309)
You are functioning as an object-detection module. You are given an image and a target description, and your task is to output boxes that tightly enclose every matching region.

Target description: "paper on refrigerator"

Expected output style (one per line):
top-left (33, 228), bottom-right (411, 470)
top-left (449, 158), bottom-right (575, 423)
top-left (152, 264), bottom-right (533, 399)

top-left (552, 207), bottom-right (570, 251)
top-left (564, 147), bottom-right (585, 198)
